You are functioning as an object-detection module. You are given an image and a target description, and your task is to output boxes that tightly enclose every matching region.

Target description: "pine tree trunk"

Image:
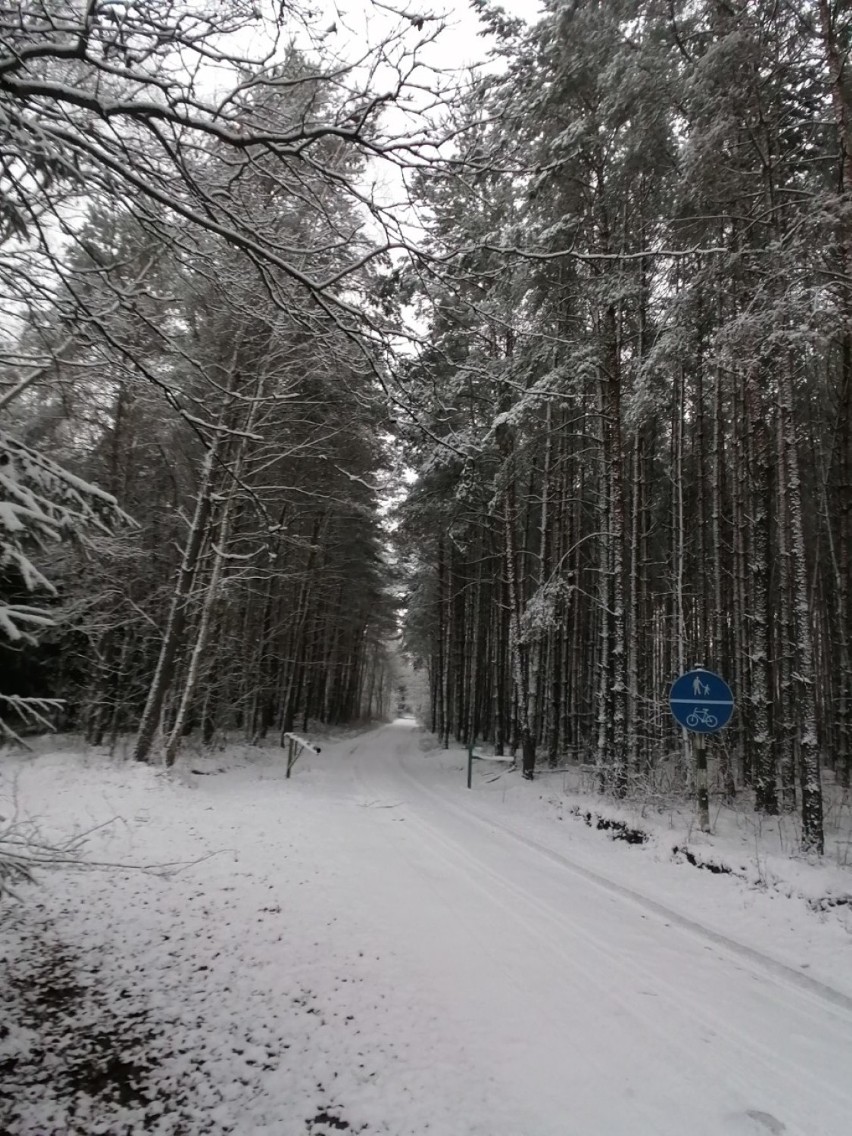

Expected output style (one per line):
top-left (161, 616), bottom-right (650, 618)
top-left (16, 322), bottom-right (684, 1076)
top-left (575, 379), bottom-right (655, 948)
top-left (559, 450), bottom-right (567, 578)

top-left (498, 423), bottom-right (536, 780)
top-left (712, 364), bottom-right (736, 800)
top-left (775, 400), bottom-right (797, 812)
top-left (779, 362), bottom-right (825, 853)
top-left (745, 368), bottom-right (778, 815)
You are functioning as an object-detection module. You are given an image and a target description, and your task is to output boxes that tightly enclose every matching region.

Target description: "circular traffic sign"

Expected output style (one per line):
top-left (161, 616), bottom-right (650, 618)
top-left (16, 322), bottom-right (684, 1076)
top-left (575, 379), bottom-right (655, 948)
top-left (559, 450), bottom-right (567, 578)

top-left (669, 668), bottom-right (734, 734)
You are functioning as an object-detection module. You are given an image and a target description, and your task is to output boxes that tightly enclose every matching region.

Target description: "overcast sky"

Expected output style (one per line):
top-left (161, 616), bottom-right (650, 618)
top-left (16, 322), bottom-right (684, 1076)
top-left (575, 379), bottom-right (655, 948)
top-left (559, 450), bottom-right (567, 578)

top-left (309, 1), bottom-right (542, 75)
top-left (425, 0), bottom-right (542, 67)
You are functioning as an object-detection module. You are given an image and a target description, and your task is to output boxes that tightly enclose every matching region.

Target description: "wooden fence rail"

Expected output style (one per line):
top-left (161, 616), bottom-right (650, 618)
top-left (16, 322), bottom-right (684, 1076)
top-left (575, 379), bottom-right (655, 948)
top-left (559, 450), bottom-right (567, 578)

top-left (282, 732), bottom-right (321, 779)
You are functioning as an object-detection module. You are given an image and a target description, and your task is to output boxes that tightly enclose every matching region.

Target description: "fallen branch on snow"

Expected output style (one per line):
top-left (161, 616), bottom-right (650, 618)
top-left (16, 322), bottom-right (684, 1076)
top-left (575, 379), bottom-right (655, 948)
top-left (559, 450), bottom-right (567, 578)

top-left (1, 805), bottom-right (232, 900)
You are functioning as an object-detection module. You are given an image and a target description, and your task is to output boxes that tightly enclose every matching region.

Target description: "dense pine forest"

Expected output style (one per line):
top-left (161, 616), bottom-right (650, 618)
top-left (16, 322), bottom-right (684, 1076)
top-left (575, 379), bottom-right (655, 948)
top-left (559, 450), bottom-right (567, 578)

top-left (1, 1), bottom-right (851, 856)
top-left (398, 0), bottom-right (851, 856)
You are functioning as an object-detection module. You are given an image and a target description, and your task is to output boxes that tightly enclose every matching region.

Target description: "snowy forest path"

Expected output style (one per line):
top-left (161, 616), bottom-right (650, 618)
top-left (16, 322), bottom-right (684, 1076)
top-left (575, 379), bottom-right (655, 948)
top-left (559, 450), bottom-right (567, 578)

top-left (387, 734), bottom-right (852, 1017)
top-left (343, 722), bottom-right (852, 1136)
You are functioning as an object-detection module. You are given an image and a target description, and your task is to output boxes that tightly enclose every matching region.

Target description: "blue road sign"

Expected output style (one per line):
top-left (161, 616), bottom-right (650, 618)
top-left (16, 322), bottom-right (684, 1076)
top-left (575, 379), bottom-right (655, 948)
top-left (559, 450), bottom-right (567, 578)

top-left (669, 668), bottom-right (734, 734)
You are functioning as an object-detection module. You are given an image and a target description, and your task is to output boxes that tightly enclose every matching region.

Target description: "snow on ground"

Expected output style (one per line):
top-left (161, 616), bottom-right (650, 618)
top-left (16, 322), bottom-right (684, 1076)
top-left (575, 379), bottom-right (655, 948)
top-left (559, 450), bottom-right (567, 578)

top-left (513, 755), bottom-right (852, 912)
top-left (458, 748), bottom-right (852, 945)
top-left (2, 721), bottom-right (852, 1136)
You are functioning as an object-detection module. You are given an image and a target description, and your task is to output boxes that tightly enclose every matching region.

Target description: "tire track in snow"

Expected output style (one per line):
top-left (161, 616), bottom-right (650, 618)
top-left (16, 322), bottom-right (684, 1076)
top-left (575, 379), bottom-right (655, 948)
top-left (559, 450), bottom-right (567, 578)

top-left (349, 725), bottom-right (852, 1134)
top-left (396, 800), bottom-right (851, 1126)
top-left (391, 734), bottom-right (852, 1020)
top-left (350, 740), bottom-right (686, 1136)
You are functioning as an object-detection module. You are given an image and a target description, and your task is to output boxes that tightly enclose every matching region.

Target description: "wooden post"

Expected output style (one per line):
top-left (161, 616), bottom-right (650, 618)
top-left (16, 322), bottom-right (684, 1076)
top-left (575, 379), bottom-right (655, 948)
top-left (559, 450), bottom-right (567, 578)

top-left (283, 732), bottom-right (320, 779)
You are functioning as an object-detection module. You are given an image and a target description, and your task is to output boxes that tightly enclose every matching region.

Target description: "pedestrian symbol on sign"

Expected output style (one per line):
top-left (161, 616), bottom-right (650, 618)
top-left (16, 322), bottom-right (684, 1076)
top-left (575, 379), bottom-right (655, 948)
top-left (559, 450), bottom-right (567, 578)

top-left (692, 675), bottom-right (710, 697)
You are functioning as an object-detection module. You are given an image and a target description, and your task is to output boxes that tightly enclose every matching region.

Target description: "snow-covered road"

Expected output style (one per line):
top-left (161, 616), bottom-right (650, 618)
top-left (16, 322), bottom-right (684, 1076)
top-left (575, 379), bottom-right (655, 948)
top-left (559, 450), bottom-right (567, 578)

top-left (344, 723), bottom-right (852, 1136)
top-left (3, 721), bottom-right (852, 1135)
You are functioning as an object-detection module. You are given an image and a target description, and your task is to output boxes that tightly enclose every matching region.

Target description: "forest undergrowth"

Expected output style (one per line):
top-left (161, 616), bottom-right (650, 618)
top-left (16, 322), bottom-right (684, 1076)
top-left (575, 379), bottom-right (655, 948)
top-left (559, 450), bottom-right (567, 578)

top-left (441, 735), bottom-right (852, 913)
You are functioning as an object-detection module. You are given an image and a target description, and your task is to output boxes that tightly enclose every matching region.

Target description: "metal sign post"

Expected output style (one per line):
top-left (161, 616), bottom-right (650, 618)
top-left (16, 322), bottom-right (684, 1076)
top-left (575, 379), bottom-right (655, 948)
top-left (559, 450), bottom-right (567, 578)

top-left (693, 732), bottom-right (709, 832)
top-left (669, 667), bottom-right (735, 833)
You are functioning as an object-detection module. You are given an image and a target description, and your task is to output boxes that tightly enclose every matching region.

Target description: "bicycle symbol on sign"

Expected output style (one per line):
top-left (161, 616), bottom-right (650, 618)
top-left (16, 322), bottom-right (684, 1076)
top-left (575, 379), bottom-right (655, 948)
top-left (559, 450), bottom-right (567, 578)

top-left (686, 707), bottom-right (718, 728)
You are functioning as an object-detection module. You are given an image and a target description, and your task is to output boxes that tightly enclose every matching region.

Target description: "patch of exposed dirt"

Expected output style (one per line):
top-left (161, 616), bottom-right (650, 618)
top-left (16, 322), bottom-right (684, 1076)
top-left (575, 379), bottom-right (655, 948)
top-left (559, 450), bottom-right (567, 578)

top-left (568, 806), bottom-right (649, 845)
top-left (671, 845), bottom-right (734, 875)
top-left (565, 801), bottom-right (848, 915)
top-left (1, 915), bottom-right (370, 1136)
top-left (0, 928), bottom-right (167, 1134)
